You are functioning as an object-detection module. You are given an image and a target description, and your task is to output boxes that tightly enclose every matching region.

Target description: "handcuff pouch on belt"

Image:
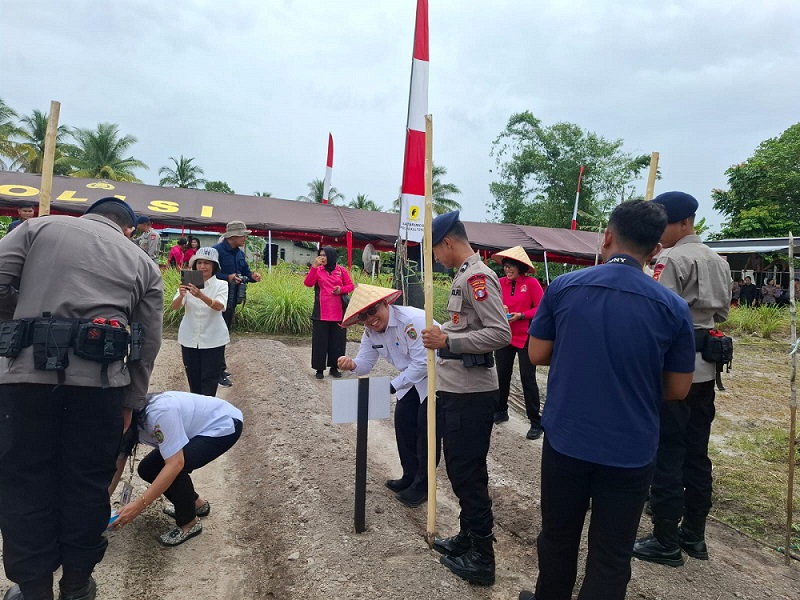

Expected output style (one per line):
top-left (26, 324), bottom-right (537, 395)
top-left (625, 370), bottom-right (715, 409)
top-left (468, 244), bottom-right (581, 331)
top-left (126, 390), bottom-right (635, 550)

top-left (438, 347), bottom-right (495, 369)
top-left (695, 328), bottom-right (733, 391)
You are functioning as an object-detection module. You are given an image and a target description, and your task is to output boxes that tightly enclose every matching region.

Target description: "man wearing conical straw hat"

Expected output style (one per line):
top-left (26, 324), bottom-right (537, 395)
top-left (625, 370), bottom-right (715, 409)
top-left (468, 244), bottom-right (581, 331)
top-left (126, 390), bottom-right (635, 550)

top-left (338, 284), bottom-right (441, 508)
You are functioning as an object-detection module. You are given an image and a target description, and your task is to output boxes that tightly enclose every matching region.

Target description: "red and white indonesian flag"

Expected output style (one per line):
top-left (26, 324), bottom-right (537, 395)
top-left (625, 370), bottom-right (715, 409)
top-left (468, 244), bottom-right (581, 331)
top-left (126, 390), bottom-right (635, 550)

top-left (322, 133), bottom-right (333, 205)
top-left (398, 0), bottom-right (429, 242)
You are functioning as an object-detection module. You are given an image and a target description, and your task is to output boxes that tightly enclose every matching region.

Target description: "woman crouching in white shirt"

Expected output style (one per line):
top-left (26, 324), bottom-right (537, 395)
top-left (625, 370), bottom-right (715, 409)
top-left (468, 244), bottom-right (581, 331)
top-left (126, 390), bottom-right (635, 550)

top-left (112, 391), bottom-right (244, 546)
top-left (171, 247), bottom-right (230, 396)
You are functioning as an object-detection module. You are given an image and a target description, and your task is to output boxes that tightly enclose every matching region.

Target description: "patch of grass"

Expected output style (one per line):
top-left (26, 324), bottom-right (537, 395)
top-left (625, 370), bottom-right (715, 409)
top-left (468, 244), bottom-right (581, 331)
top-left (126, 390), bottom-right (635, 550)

top-left (719, 305), bottom-right (792, 339)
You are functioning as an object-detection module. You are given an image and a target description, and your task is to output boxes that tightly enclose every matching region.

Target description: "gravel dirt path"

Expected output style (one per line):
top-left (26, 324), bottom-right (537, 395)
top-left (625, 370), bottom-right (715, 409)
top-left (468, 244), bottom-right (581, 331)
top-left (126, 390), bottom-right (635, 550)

top-left (2, 334), bottom-right (798, 599)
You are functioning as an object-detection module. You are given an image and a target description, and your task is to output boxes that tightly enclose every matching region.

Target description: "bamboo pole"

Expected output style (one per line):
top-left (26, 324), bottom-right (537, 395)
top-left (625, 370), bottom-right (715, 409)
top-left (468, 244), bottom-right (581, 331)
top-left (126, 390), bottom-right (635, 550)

top-left (423, 114), bottom-right (437, 547)
top-left (787, 232), bottom-right (797, 566)
top-left (644, 151), bottom-right (659, 201)
top-left (38, 101), bottom-right (61, 216)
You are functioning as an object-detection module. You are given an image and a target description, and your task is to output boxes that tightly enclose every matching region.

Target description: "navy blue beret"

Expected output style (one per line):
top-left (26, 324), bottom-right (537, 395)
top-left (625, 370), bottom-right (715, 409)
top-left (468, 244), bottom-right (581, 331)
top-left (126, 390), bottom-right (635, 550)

top-left (431, 210), bottom-right (460, 246)
top-left (86, 197), bottom-right (137, 227)
top-left (136, 215), bottom-right (151, 225)
top-left (651, 191), bottom-right (698, 223)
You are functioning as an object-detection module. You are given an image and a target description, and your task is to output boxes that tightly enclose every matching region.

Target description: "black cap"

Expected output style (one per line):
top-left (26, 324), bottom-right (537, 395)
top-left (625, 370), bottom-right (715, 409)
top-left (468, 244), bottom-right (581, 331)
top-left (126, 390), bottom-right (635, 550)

top-left (86, 197), bottom-right (137, 227)
top-left (136, 215), bottom-right (151, 225)
top-left (651, 191), bottom-right (699, 224)
top-left (431, 210), bottom-right (460, 246)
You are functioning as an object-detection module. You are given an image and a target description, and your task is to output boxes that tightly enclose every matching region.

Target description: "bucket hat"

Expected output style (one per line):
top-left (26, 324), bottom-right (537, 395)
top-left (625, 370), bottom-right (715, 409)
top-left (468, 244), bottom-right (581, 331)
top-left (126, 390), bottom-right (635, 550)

top-left (189, 246), bottom-right (220, 268)
top-left (222, 221), bottom-right (251, 238)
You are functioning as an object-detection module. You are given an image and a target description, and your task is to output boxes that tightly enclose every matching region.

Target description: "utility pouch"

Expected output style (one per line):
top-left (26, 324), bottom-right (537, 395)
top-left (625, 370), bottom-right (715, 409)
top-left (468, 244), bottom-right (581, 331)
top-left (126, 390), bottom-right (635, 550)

top-left (31, 320), bottom-right (76, 371)
top-left (0, 319), bottom-right (32, 358)
top-left (74, 322), bottom-right (129, 363)
top-left (438, 347), bottom-right (463, 360)
top-left (460, 352), bottom-right (495, 369)
top-left (129, 323), bottom-right (144, 362)
top-left (696, 329), bottom-right (733, 391)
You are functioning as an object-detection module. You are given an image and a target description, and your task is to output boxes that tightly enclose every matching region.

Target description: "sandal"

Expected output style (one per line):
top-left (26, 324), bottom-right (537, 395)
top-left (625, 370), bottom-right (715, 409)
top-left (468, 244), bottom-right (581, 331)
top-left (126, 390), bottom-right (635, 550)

top-left (157, 520), bottom-right (202, 546)
top-left (162, 500), bottom-right (210, 518)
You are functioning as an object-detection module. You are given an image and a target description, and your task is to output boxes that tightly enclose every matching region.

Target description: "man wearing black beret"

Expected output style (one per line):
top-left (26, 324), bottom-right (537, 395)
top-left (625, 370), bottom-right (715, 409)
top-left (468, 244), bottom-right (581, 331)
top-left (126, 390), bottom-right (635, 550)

top-left (633, 191), bottom-right (732, 567)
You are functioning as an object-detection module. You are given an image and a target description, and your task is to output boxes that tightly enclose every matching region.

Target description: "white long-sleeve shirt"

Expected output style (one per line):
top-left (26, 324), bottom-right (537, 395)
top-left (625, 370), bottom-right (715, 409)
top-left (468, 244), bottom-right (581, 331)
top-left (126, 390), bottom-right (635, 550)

top-left (350, 305), bottom-right (437, 404)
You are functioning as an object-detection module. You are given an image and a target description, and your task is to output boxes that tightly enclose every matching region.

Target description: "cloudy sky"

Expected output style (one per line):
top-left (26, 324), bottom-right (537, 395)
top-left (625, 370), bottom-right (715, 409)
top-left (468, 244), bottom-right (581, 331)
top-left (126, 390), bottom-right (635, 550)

top-left (2, 0), bottom-right (798, 232)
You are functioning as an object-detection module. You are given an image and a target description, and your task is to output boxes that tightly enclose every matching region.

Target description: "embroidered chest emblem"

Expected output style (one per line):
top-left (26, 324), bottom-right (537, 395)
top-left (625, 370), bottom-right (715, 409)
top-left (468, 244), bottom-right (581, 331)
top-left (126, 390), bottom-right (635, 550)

top-left (404, 324), bottom-right (418, 339)
top-left (468, 274), bottom-right (488, 301)
top-left (153, 424), bottom-right (164, 444)
top-left (520, 285), bottom-right (527, 293)
top-left (452, 314), bottom-right (460, 325)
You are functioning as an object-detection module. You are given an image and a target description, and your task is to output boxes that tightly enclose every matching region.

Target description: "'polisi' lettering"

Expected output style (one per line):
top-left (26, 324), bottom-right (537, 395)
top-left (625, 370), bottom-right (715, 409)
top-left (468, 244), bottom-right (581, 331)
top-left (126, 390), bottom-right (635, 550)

top-left (148, 200), bottom-right (179, 213)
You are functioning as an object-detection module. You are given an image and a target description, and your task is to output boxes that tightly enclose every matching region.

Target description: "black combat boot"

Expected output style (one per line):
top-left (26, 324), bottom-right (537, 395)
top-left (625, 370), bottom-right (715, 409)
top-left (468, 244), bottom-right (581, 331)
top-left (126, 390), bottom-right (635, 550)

top-left (678, 513), bottom-right (709, 560)
top-left (632, 519), bottom-right (685, 567)
top-left (433, 529), bottom-right (471, 557)
top-left (4, 575), bottom-right (55, 600)
top-left (440, 531), bottom-right (495, 586)
top-left (57, 575), bottom-right (95, 600)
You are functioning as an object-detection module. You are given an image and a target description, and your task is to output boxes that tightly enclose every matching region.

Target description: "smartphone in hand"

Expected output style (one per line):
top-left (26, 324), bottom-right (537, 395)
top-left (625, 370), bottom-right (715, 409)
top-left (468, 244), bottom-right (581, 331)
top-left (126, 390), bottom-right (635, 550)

top-left (180, 270), bottom-right (205, 289)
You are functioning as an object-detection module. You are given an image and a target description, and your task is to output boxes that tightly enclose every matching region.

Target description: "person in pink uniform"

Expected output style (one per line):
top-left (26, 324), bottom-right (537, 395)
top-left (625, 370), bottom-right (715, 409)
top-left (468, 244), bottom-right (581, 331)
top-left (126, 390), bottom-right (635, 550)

top-left (304, 246), bottom-right (354, 379)
top-left (491, 246), bottom-right (544, 440)
top-left (183, 237), bottom-right (200, 267)
top-left (167, 238), bottom-right (187, 269)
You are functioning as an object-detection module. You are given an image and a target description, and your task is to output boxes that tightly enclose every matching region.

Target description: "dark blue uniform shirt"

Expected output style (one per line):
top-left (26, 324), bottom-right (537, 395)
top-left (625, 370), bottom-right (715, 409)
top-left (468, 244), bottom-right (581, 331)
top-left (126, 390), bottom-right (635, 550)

top-left (529, 255), bottom-right (695, 468)
top-left (213, 239), bottom-right (253, 282)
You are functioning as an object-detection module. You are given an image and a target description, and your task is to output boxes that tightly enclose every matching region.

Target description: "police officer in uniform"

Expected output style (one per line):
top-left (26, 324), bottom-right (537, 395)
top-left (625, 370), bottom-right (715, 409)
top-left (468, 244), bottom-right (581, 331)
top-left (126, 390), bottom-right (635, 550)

top-left (421, 211), bottom-right (511, 586)
top-left (136, 215), bottom-right (161, 263)
top-left (0, 197), bottom-right (163, 600)
top-left (633, 191), bottom-right (732, 566)
top-left (337, 284), bottom-right (441, 508)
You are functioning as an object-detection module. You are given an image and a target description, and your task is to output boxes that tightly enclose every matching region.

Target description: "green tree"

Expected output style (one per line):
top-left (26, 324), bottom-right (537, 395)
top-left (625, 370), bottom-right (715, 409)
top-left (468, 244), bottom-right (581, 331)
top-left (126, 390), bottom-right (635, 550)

top-left (0, 98), bottom-right (22, 170)
top-left (205, 180), bottom-right (235, 194)
top-left (711, 123), bottom-right (800, 238)
top-left (391, 163), bottom-right (463, 215)
top-left (3, 108), bottom-right (73, 175)
top-left (349, 193), bottom-right (382, 211)
top-left (490, 112), bottom-right (650, 228)
top-left (253, 191), bottom-right (272, 197)
top-left (158, 155), bottom-right (207, 188)
top-left (66, 123), bottom-right (147, 181)
top-left (297, 178), bottom-right (344, 204)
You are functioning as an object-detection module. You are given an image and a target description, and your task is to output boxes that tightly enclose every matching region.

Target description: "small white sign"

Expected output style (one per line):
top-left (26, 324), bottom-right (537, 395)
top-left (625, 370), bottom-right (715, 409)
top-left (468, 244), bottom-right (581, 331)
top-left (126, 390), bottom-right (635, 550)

top-left (331, 377), bottom-right (391, 424)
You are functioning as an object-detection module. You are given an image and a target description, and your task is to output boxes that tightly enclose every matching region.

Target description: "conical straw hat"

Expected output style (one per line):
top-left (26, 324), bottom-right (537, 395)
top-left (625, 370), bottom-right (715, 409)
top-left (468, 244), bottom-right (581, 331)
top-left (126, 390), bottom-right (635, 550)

top-left (491, 246), bottom-right (535, 273)
top-left (341, 284), bottom-right (403, 327)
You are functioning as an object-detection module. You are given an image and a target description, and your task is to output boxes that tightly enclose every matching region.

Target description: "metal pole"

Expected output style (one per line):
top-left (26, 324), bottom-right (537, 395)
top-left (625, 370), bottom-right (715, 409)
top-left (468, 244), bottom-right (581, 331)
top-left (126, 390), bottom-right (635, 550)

top-left (544, 251), bottom-right (551, 285)
top-left (268, 230), bottom-right (273, 273)
top-left (786, 232), bottom-right (797, 565)
top-left (354, 378), bottom-right (369, 533)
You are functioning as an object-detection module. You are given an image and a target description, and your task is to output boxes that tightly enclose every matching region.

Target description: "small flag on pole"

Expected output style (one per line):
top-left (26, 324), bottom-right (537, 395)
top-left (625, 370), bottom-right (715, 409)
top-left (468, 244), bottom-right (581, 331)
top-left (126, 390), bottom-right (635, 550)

top-left (323, 133), bottom-right (334, 205)
top-left (398, 0), bottom-right (429, 242)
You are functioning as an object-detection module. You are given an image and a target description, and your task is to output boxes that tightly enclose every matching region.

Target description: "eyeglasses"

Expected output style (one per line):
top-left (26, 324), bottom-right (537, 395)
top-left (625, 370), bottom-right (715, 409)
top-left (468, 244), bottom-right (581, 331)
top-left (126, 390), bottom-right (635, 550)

top-left (356, 305), bottom-right (380, 322)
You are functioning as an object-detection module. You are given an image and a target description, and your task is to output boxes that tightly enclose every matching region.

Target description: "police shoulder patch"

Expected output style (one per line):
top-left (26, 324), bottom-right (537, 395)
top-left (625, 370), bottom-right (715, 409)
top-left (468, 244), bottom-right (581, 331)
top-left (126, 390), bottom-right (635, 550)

top-left (653, 263), bottom-right (665, 281)
top-left (467, 274), bottom-right (488, 301)
top-left (404, 323), bottom-right (417, 340)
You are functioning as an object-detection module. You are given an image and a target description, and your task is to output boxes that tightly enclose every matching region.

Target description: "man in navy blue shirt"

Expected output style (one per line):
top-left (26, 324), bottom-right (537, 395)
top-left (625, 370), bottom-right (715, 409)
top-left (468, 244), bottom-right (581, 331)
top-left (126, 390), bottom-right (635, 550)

top-left (213, 221), bottom-right (261, 387)
top-left (518, 201), bottom-right (695, 600)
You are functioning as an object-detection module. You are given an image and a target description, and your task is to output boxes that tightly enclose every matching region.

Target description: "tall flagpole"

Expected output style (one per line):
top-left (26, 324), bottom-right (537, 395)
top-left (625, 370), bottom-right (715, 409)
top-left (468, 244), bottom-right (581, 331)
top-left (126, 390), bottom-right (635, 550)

top-left (398, 0), bottom-right (429, 244)
top-left (570, 164), bottom-right (584, 230)
top-left (322, 133), bottom-right (333, 205)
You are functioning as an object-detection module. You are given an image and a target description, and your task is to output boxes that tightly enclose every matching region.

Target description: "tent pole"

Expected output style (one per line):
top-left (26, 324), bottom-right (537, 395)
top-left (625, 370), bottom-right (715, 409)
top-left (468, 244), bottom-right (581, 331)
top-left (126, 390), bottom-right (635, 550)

top-left (544, 251), bottom-right (550, 285)
top-left (347, 231), bottom-right (353, 270)
top-left (786, 232), bottom-right (797, 565)
top-left (268, 230), bottom-right (273, 273)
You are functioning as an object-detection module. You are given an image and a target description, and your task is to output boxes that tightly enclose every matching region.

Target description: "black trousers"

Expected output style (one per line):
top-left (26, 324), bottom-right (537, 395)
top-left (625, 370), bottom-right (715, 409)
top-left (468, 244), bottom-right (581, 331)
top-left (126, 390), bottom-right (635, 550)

top-left (494, 341), bottom-right (541, 425)
top-left (650, 380), bottom-right (716, 521)
top-left (535, 438), bottom-right (654, 600)
top-left (220, 302), bottom-right (236, 373)
top-left (310, 319), bottom-right (346, 371)
top-left (438, 390), bottom-right (494, 536)
top-left (138, 419), bottom-right (243, 527)
top-left (394, 388), bottom-right (442, 490)
top-left (0, 384), bottom-right (123, 589)
top-left (181, 345), bottom-right (225, 397)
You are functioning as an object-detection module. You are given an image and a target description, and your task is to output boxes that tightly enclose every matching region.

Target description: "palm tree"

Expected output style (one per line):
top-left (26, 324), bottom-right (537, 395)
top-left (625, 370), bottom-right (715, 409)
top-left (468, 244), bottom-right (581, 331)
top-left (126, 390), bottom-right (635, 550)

top-left (253, 191), bottom-right (272, 197)
top-left (392, 163), bottom-right (463, 215)
top-left (349, 193), bottom-right (382, 211)
top-left (9, 109), bottom-right (73, 175)
top-left (65, 123), bottom-right (148, 182)
top-left (158, 155), bottom-right (206, 188)
top-left (0, 98), bottom-right (22, 169)
top-left (297, 178), bottom-right (344, 204)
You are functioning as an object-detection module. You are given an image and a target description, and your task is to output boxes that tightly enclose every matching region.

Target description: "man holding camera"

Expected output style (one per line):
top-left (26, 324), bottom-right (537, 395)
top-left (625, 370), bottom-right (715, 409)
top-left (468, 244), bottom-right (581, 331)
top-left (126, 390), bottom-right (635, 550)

top-left (213, 221), bottom-right (261, 387)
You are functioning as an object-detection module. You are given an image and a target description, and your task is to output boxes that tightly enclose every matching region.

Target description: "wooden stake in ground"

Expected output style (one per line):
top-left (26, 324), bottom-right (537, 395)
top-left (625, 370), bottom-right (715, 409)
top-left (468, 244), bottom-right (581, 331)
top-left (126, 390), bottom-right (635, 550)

top-left (787, 232), bottom-right (797, 565)
top-left (38, 101), bottom-right (61, 217)
top-left (645, 151), bottom-right (659, 201)
top-left (423, 114), bottom-right (437, 547)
